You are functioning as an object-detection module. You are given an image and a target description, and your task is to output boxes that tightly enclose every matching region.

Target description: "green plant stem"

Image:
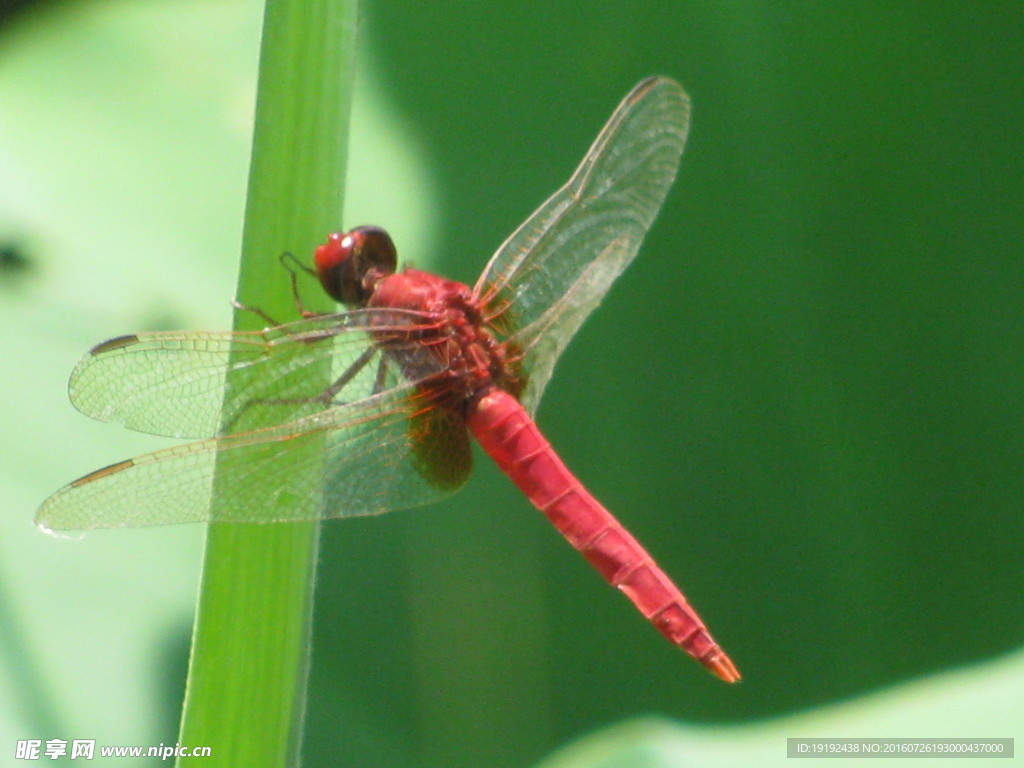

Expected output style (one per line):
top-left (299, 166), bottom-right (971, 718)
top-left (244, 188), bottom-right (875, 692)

top-left (177, 0), bottom-right (357, 765)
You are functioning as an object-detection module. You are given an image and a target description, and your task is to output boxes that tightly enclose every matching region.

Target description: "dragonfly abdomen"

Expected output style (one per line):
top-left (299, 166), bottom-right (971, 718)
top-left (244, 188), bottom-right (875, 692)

top-left (466, 388), bottom-right (740, 682)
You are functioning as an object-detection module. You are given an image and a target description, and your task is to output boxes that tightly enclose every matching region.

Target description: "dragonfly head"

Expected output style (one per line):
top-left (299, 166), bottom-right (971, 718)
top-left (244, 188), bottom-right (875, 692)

top-left (315, 226), bottom-right (398, 306)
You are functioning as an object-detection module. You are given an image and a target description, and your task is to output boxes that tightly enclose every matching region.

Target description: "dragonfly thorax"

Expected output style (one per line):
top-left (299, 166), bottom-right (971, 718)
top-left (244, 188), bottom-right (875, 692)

top-left (369, 266), bottom-right (520, 411)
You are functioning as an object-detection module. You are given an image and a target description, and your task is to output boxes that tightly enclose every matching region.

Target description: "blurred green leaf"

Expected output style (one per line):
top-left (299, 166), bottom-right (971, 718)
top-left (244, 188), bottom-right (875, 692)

top-left (537, 650), bottom-right (1024, 767)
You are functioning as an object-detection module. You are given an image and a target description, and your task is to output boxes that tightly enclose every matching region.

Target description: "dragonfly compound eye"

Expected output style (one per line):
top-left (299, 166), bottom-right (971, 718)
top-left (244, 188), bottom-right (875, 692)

top-left (315, 226), bottom-right (398, 305)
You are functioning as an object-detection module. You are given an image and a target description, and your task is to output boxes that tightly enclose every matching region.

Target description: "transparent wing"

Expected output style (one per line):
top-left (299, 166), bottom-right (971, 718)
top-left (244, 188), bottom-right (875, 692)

top-left (68, 308), bottom-right (440, 439)
top-left (36, 383), bottom-right (472, 530)
top-left (473, 77), bottom-right (690, 414)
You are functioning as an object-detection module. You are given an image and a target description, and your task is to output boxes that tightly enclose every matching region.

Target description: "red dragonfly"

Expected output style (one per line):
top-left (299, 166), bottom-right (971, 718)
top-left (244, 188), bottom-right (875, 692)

top-left (37, 77), bottom-right (739, 682)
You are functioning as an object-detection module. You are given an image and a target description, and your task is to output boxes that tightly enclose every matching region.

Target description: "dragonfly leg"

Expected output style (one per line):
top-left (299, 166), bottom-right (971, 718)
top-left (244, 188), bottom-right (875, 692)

top-left (221, 345), bottom-right (381, 434)
top-left (372, 355), bottom-right (391, 395)
top-left (322, 345), bottom-right (378, 401)
top-left (231, 298), bottom-right (285, 328)
top-left (278, 252), bottom-right (326, 319)
top-left (230, 252), bottom-right (330, 327)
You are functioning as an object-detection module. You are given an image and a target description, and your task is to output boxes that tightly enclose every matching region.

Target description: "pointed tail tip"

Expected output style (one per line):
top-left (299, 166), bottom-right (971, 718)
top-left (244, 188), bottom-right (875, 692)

top-left (706, 652), bottom-right (742, 684)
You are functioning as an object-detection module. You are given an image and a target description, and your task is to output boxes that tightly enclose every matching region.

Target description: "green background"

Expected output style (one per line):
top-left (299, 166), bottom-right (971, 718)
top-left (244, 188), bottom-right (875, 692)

top-left (1, 1), bottom-right (1021, 766)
